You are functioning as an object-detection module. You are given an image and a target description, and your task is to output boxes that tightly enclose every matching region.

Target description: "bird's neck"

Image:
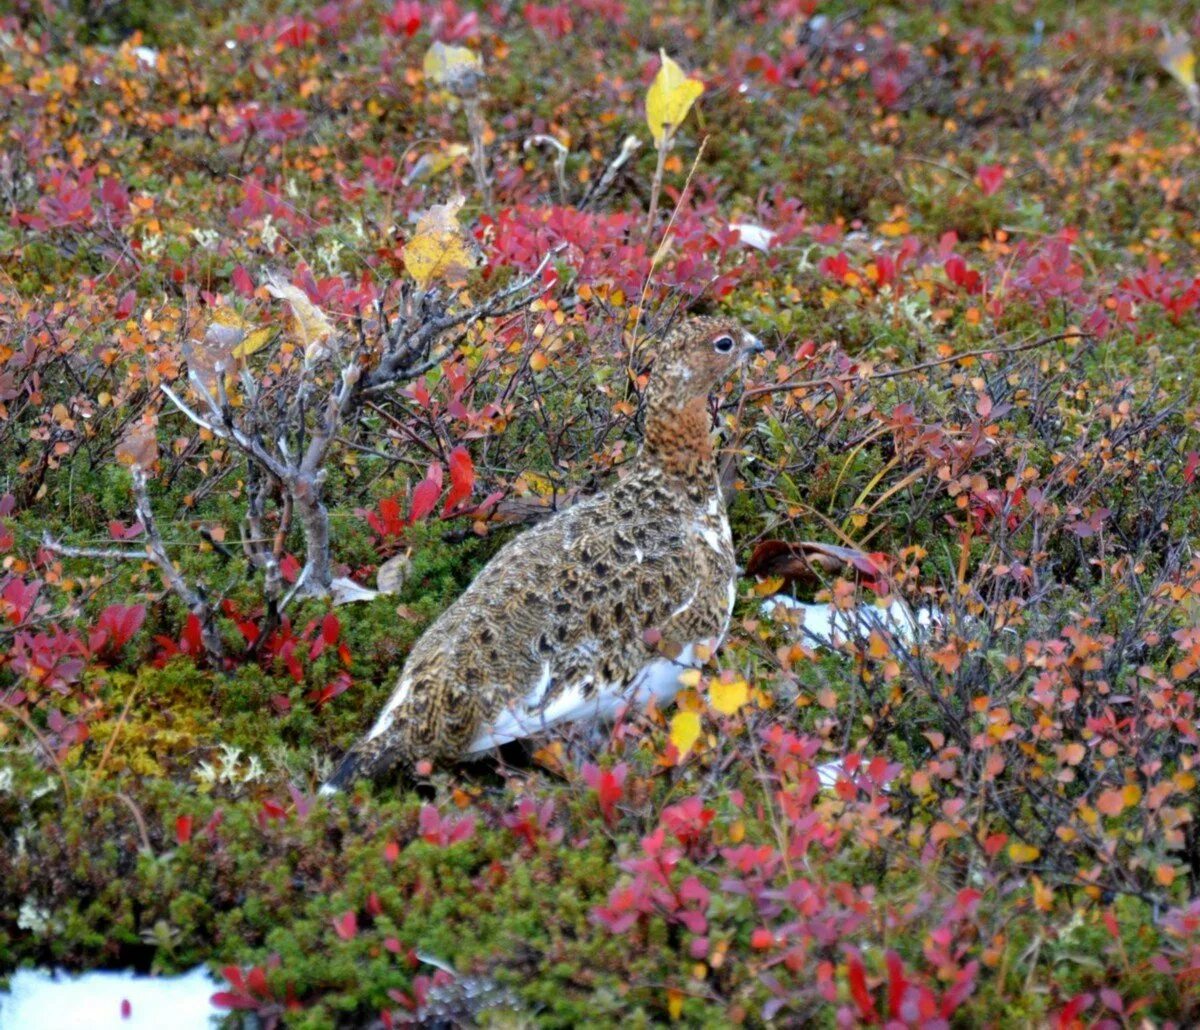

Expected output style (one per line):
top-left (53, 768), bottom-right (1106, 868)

top-left (640, 395), bottom-right (717, 492)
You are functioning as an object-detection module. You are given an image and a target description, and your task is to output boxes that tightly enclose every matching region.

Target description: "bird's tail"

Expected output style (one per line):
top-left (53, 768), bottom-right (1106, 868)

top-left (320, 741), bottom-right (375, 795)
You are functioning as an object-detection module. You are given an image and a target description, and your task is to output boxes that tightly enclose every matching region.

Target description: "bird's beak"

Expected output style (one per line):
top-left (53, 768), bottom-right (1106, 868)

top-left (740, 331), bottom-right (766, 360)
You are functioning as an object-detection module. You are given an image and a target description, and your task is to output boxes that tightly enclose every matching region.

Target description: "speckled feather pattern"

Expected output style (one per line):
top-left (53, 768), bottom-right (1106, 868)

top-left (324, 317), bottom-right (759, 790)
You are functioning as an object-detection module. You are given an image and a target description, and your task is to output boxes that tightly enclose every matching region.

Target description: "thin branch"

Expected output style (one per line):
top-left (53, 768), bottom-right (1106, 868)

top-left (161, 382), bottom-right (290, 481)
top-left (732, 331), bottom-right (1092, 405)
top-left (580, 134), bottom-right (642, 211)
top-left (363, 248), bottom-right (560, 394)
top-left (0, 698), bottom-right (72, 803)
top-left (41, 535), bottom-right (143, 562)
top-left (115, 790), bottom-right (156, 856)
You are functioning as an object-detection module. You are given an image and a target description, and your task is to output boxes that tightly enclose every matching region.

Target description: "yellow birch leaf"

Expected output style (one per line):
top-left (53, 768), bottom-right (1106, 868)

top-left (1008, 842), bottom-right (1040, 863)
top-left (423, 41), bottom-right (482, 88)
top-left (753, 576), bottom-right (784, 596)
top-left (403, 196), bottom-right (478, 288)
top-left (1032, 876), bottom-right (1054, 912)
top-left (232, 326), bottom-right (274, 360)
top-left (669, 710), bottom-right (701, 757)
top-left (645, 50), bottom-right (705, 144)
top-left (709, 678), bottom-right (749, 716)
top-left (1159, 26), bottom-right (1197, 89)
top-left (405, 143), bottom-right (471, 185)
top-left (266, 278), bottom-right (335, 363)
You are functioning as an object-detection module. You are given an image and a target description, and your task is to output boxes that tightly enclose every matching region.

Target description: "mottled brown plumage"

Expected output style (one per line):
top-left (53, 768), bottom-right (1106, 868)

top-left (322, 317), bottom-right (762, 791)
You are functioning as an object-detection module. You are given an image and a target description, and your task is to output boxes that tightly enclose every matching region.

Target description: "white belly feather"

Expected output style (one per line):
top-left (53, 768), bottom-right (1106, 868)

top-left (465, 643), bottom-right (704, 755)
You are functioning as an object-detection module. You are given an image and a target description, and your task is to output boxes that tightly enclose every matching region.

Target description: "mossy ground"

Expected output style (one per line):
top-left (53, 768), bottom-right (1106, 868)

top-left (2, 0), bottom-right (1200, 1026)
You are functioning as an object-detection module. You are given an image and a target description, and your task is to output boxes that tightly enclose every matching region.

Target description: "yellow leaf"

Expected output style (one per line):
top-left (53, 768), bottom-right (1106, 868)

top-left (1157, 864), bottom-right (1177, 887)
top-left (645, 51), bottom-right (704, 144)
top-left (1008, 842), bottom-right (1040, 864)
top-left (867, 631), bottom-right (889, 659)
top-left (709, 678), bottom-right (748, 716)
top-left (669, 711), bottom-right (701, 757)
top-left (1032, 875), bottom-right (1053, 912)
top-left (878, 219), bottom-right (910, 237)
top-left (529, 351), bottom-right (549, 372)
top-left (265, 278), bottom-right (334, 363)
top-left (403, 196), bottom-right (479, 289)
top-left (676, 668), bottom-right (702, 689)
top-left (1159, 26), bottom-right (1197, 89)
top-left (423, 41), bottom-right (483, 89)
top-left (405, 143), bottom-right (470, 185)
top-left (232, 326), bottom-right (274, 360)
top-left (753, 576), bottom-right (784, 596)
top-left (666, 988), bottom-right (683, 1021)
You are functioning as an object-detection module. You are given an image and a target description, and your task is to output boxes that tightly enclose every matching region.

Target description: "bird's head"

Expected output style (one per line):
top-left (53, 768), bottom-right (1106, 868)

top-left (645, 316), bottom-right (764, 410)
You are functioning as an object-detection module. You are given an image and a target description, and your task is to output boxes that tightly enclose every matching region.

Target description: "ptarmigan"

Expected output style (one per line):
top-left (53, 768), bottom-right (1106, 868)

top-left (322, 317), bottom-right (763, 791)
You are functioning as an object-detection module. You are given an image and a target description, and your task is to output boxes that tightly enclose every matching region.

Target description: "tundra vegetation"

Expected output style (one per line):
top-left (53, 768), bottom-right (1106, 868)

top-left (1, 1), bottom-right (1200, 1026)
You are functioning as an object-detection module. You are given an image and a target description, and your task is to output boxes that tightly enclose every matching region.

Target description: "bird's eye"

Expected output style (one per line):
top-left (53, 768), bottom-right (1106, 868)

top-left (713, 335), bottom-right (735, 353)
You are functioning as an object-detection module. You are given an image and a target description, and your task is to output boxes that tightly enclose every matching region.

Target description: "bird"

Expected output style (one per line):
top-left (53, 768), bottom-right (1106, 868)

top-left (321, 316), bottom-right (764, 792)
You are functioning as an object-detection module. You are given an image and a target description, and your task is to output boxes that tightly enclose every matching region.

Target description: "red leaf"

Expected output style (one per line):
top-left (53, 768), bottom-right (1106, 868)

top-left (108, 519), bottom-right (145, 540)
top-left (232, 264), bottom-right (255, 299)
top-left (321, 612), bottom-right (340, 645)
top-left (332, 910), bottom-right (357, 940)
top-left (846, 948), bottom-right (878, 1023)
top-left (977, 163), bottom-right (1006, 197)
top-left (581, 762), bottom-right (627, 825)
top-left (408, 462), bottom-right (443, 523)
top-left (1184, 450), bottom-right (1199, 486)
top-left (115, 290), bottom-right (136, 320)
top-left (383, 0), bottom-right (422, 36)
top-left (280, 554), bottom-right (301, 583)
top-left (211, 992), bottom-right (258, 1011)
top-left (246, 966), bottom-right (269, 997)
top-left (1102, 907), bottom-right (1120, 939)
top-left (175, 815), bottom-right (193, 845)
top-left (441, 447), bottom-right (475, 516)
top-left (1055, 992), bottom-right (1093, 1029)
top-left (885, 951), bottom-right (905, 1019)
top-left (181, 613), bottom-right (204, 655)
top-left (121, 998), bottom-right (132, 1019)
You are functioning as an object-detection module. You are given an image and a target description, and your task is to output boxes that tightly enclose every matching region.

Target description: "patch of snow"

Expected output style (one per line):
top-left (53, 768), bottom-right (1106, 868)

top-left (760, 596), bottom-right (944, 649)
top-left (0, 966), bottom-right (222, 1030)
top-left (133, 47), bottom-right (159, 68)
top-left (815, 760), bottom-right (843, 790)
top-left (330, 576), bottom-right (380, 605)
top-left (729, 222), bottom-right (776, 251)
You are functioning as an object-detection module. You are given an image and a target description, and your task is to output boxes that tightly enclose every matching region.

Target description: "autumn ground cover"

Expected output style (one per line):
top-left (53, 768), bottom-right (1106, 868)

top-left (2, 0), bottom-right (1200, 1025)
